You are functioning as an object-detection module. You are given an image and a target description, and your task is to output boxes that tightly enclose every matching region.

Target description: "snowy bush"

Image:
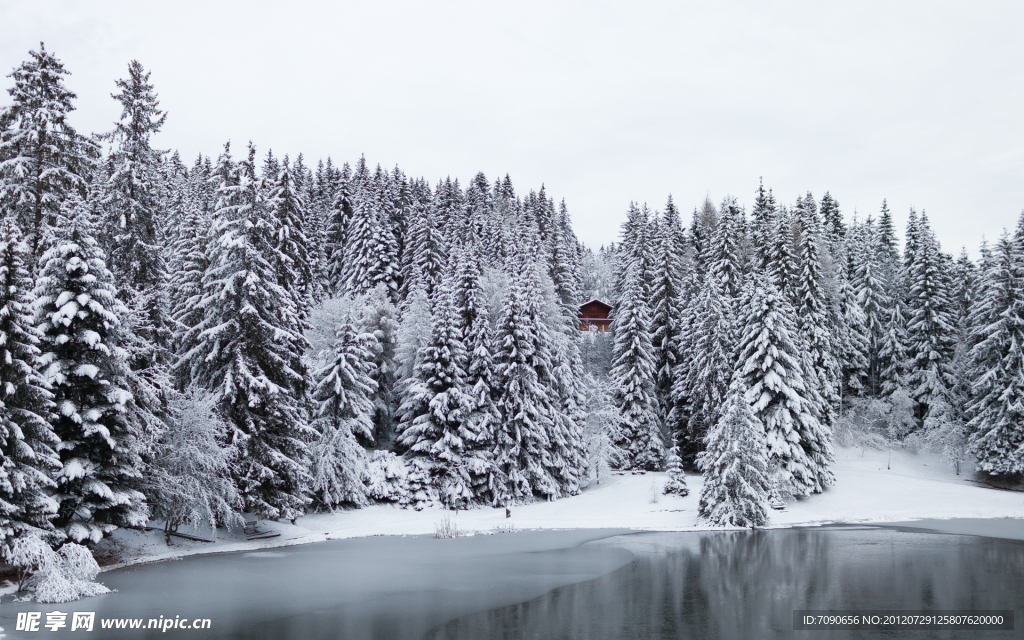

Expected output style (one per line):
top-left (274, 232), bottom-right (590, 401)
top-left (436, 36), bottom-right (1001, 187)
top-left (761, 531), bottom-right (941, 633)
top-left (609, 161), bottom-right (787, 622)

top-left (8, 540), bottom-right (111, 603)
top-left (33, 543), bottom-right (111, 604)
top-left (147, 388), bottom-right (243, 536)
top-left (909, 399), bottom-right (969, 475)
top-left (833, 392), bottom-right (917, 450)
top-left (6, 535), bottom-right (54, 592)
top-left (363, 450), bottom-right (410, 504)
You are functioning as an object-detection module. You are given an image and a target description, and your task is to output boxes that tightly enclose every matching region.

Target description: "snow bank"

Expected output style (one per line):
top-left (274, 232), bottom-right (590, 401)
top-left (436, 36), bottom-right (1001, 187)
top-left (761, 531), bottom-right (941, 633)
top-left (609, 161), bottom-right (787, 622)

top-left (90, 445), bottom-right (1024, 572)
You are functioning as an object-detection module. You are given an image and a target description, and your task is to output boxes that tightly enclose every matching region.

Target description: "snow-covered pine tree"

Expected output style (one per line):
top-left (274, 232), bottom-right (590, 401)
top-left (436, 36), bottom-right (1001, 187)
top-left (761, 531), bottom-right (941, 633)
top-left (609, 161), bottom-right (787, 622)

top-left (393, 285), bottom-right (434, 450)
top-left (168, 156), bottom-right (215, 385)
top-left (178, 143), bottom-right (313, 521)
top-left (609, 257), bottom-right (663, 471)
top-left (697, 377), bottom-right (770, 528)
top-left (766, 205), bottom-right (798, 298)
top-left (661, 436), bottom-right (689, 496)
top-left (820, 192), bottom-right (845, 254)
top-left (0, 44), bottom-right (95, 268)
top-left (0, 216), bottom-right (61, 551)
top-left (966, 225), bottom-right (1024, 474)
top-left (750, 180), bottom-right (777, 273)
top-left (324, 161), bottom-right (353, 296)
top-left (835, 262), bottom-right (871, 399)
top-left (709, 196), bottom-right (745, 300)
top-left (400, 181), bottom-right (447, 299)
top-left (735, 275), bottom-right (833, 497)
top-left (879, 299), bottom-right (911, 397)
top-left (310, 319), bottom-right (377, 509)
top-left (451, 240), bottom-right (498, 502)
top-left (690, 197), bottom-right (718, 276)
top-left (293, 154), bottom-right (327, 304)
top-left (342, 176), bottom-right (399, 298)
top-left (904, 214), bottom-right (957, 420)
top-left (793, 193), bottom-right (839, 426)
top-left (851, 219), bottom-right (891, 396)
top-left (358, 284), bottom-right (399, 447)
top-left (491, 254), bottom-right (563, 503)
top-left (650, 196), bottom-right (687, 432)
top-left (267, 154), bottom-right (314, 320)
top-left (545, 207), bottom-right (587, 496)
top-left (679, 277), bottom-right (734, 467)
top-left (100, 61), bottom-right (171, 363)
top-left (397, 281), bottom-right (475, 508)
top-left (666, 269), bottom-right (698, 455)
top-left (33, 196), bottom-right (147, 542)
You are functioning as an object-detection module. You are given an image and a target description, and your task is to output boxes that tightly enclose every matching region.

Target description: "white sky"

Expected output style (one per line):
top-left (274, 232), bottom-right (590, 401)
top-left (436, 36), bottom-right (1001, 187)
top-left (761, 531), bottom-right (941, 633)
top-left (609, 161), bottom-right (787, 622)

top-left (3, 1), bottom-right (1022, 256)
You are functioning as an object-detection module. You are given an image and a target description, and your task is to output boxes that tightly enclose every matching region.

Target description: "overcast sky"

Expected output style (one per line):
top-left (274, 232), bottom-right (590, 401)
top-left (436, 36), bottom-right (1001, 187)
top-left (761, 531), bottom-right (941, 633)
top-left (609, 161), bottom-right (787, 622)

top-left (2, 1), bottom-right (1022, 255)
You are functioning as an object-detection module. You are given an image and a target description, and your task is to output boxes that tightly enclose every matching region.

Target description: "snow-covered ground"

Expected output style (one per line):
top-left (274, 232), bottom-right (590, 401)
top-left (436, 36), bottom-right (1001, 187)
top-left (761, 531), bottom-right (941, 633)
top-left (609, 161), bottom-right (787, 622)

top-left (93, 444), bottom-right (1024, 573)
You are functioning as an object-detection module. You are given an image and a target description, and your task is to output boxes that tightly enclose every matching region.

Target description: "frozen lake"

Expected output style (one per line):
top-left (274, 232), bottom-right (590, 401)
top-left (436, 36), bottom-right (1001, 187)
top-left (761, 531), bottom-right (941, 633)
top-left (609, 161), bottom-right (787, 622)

top-left (3, 525), bottom-right (1023, 639)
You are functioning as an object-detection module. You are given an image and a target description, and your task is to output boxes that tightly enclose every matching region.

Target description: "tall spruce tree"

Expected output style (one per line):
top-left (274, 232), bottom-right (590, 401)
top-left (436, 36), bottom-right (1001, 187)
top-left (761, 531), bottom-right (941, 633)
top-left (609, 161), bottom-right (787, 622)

top-left (310, 319), bottom-right (377, 509)
top-left (491, 255), bottom-right (563, 502)
top-left (966, 224), bottom-right (1024, 474)
top-left (33, 196), bottom-right (147, 541)
top-left (904, 215), bottom-right (957, 419)
top-left (736, 276), bottom-right (833, 497)
top-left (101, 61), bottom-right (171, 358)
top-left (0, 217), bottom-right (61, 550)
top-left (650, 196), bottom-right (687, 430)
top-left (178, 144), bottom-right (313, 520)
top-left (679, 277), bottom-right (734, 467)
top-left (397, 282), bottom-right (476, 508)
top-left (609, 258), bottom-right (663, 471)
top-left (697, 378), bottom-right (770, 528)
top-left (0, 44), bottom-right (95, 268)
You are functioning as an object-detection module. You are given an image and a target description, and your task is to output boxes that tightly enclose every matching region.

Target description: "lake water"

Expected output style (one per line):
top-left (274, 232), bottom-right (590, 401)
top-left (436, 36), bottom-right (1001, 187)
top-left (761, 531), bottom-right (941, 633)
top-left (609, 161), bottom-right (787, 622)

top-left (3, 526), bottom-right (1022, 639)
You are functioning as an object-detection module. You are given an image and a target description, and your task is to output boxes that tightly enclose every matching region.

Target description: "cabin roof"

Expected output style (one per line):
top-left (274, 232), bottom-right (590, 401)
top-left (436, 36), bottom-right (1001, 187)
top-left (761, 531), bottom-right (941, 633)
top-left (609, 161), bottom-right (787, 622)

top-left (579, 299), bottom-right (612, 312)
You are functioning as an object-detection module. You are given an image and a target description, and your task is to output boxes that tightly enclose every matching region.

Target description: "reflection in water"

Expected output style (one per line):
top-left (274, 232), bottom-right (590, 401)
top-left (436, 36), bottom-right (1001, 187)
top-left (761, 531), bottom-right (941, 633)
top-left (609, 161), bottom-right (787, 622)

top-left (428, 529), bottom-right (1024, 640)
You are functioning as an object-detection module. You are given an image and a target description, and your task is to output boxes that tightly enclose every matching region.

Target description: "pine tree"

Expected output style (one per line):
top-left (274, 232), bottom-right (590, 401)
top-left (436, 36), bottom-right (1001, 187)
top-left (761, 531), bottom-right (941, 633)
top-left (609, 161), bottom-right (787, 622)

top-left (0, 216), bottom-right (61, 551)
top-left (310, 319), bottom-right (377, 508)
top-left (793, 194), bottom-right (839, 426)
top-left (879, 300), bottom-right (910, 396)
top-left (679, 278), bottom-right (734, 467)
top-left (697, 378), bottom-right (770, 528)
top-left (709, 196), bottom-right (745, 300)
top-left (609, 258), bottom-right (663, 471)
top-left (451, 242), bottom-right (498, 502)
top-left (33, 197), bottom-right (147, 542)
top-left (357, 284), bottom-right (399, 447)
top-left (851, 220), bottom-right (890, 396)
top-left (0, 44), bottom-right (95, 267)
top-left (966, 224), bottom-right (1024, 474)
top-left (750, 180), bottom-right (777, 273)
top-left (491, 256), bottom-right (563, 502)
top-left (397, 283), bottom-right (475, 508)
top-left (904, 215), bottom-right (957, 419)
top-left (661, 436), bottom-right (689, 496)
top-left (650, 196), bottom-right (687, 430)
top-left (101, 61), bottom-right (171, 359)
top-left (268, 155), bottom-right (314, 319)
top-left (178, 143), bottom-right (313, 521)
top-left (735, 276), bottom-right (833, 497)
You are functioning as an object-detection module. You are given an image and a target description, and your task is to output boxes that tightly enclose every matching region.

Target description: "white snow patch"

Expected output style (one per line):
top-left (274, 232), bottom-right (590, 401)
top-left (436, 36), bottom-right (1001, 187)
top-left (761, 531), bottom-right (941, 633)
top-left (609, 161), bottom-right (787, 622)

top-left (92, 445), bottom-right (1024, 572)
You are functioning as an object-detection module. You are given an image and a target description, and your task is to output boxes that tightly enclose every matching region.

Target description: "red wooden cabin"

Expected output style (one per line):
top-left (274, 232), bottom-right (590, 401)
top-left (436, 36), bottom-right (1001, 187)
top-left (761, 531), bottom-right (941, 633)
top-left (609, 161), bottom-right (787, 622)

top-left (578, 299), bottom-right (612, 332)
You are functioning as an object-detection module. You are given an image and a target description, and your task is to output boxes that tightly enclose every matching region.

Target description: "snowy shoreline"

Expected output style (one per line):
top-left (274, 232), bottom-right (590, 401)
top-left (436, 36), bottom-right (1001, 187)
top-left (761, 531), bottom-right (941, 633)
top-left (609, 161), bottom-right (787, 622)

top-left (81, 444), bottom-right (1024, 578)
